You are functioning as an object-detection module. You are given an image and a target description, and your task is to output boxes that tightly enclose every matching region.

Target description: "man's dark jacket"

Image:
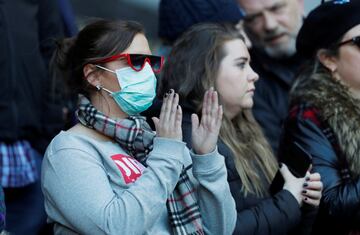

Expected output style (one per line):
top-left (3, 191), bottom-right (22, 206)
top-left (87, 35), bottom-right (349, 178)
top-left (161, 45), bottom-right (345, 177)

top-left (251, 48), bottom-right (305, 155)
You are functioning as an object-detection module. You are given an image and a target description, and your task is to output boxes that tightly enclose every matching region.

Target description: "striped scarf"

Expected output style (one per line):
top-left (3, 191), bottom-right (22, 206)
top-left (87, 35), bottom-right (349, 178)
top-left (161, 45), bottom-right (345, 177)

top-left (76, 95), bottom-right (204, 235)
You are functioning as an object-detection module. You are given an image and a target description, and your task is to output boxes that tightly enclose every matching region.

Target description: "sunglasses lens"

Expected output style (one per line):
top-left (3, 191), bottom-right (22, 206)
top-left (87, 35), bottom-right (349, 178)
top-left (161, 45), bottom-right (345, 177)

top-left (129, 54), bottom-right (163, 72)
top-left (129, 54), bottom-right (146, 70)
top-left (354, 37), bottom-right (360, 48)
top-left (149, 56), bottom-right (163, 72)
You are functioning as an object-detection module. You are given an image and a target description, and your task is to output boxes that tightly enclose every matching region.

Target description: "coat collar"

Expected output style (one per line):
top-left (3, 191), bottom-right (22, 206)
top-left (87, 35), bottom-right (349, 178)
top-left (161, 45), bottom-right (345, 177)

top-left (291, 73), bottom-right (360, 176)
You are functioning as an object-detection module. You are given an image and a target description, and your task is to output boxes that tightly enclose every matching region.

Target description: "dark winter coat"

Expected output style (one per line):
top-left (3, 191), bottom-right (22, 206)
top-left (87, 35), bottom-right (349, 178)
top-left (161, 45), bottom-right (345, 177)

top-left (279, 72), bottom-right (360, 235)
top-left (0, 0), bottom-right (65, 153)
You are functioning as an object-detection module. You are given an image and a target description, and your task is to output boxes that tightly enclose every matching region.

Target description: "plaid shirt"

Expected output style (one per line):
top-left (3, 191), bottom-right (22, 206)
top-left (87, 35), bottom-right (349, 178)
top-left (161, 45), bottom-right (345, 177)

top-left (0, 140), bottom-right (38, 187)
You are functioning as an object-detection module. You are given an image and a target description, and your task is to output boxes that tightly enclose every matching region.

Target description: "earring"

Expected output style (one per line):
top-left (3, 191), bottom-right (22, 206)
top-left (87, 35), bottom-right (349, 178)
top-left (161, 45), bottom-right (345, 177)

top-left (96, 85), bottom-right (101, 91)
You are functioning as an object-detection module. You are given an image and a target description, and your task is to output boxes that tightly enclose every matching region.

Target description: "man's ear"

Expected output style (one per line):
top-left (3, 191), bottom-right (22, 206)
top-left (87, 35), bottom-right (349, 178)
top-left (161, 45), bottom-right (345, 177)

top-left (83, 64), bottom-right (101, 87)
top-left (317, 49), bottom-right (338, 72)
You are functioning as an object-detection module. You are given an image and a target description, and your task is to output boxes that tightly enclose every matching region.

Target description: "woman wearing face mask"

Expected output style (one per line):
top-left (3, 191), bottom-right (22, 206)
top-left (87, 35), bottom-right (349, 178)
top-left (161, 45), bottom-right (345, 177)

top-left (279, 1), bottom-right (360, 234)
top-left (41, 19), bottom-right (236, 235)
top-left (157, 23), bottom-right (323, 235)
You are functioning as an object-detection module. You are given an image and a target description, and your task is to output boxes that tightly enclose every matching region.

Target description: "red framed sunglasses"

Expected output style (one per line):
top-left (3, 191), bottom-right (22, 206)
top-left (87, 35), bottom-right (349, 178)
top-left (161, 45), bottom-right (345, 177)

top-left (94, 53), bottom-right (164, 73)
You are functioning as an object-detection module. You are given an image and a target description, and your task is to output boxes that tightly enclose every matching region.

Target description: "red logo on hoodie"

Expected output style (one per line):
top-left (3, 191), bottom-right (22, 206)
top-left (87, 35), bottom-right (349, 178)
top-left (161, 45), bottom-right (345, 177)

top-left (111, 154), bottom-right (145, 184)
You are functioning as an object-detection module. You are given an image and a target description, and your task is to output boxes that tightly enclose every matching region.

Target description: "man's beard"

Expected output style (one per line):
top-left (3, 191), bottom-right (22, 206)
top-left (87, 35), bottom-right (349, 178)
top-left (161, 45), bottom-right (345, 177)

top-left (247, 23), bottom-right (301, 59)
top-left (263, 34), bottom-right (297, 59)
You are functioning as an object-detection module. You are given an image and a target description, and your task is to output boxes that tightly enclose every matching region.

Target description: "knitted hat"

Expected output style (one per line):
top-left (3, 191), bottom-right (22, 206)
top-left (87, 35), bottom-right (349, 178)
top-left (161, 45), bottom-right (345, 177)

top-left (158, 0), bottom-right (244, 43)
top-left (296, 0), bottom-right (360, 58)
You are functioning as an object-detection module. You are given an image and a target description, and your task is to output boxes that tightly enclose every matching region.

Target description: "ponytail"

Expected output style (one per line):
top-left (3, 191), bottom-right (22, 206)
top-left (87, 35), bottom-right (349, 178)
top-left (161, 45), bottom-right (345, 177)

top-left (50, 19), bottom-right (144, 98)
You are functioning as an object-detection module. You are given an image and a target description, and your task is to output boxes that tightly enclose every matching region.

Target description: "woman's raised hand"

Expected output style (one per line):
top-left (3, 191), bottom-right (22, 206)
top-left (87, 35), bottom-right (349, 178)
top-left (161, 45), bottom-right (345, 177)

top-left (152, 89), bottom-right (182, 141)
top-left (191, 88), bottom-right (223, 155)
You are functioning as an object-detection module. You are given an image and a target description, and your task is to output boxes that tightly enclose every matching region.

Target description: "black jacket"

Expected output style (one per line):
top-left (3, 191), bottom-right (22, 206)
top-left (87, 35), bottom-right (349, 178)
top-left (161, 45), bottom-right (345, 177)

top-left (279, 73), bottom-right (360, 235)
top-left (279, 105), bottom-right (360, 235)
top-left (250, 48), bottom-right (305, 155)
top-left (0, 0), bottom-right (64, 153)
top-left (180, 104), bottom-right (313, 235)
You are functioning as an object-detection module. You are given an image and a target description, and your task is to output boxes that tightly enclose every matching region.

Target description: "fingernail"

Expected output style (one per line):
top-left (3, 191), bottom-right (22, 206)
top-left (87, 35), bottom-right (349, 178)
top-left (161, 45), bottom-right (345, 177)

top-left (278, 163), bottom-right (282, 168)
top-left (305, 176), bottom-right (310, 181)
top-left (302, 190), bottom-right (307, 194)
top-left (303, 183), bottom-right (308, 187)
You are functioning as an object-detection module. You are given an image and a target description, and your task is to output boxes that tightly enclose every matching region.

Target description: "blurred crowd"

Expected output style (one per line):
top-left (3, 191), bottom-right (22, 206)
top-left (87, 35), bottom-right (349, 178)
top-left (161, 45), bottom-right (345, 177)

top-left (1, 0), bottom-right (360, 234)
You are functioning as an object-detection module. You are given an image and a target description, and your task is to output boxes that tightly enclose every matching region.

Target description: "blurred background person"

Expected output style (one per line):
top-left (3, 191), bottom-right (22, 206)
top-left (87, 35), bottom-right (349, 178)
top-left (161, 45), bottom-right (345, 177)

top-left (157, 0), bottom-right (245, 57)
top-left (56, 0), bottom-right (78, 37)
top-left (236, 0), bottom-right (306, 155)
top-left (279, 1), bottom-right (360, 234)
top-left (0, 0), bottom-right (65, 234)
top-left (55, 0), bottom-right (321, 55)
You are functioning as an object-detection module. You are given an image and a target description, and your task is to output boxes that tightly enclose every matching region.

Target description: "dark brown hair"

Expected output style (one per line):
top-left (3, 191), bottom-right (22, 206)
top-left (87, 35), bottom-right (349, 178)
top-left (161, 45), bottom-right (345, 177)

top-left (52, 19), bottom-right (144, 97)
top-left (158, 23), bottom-right (242, 110)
